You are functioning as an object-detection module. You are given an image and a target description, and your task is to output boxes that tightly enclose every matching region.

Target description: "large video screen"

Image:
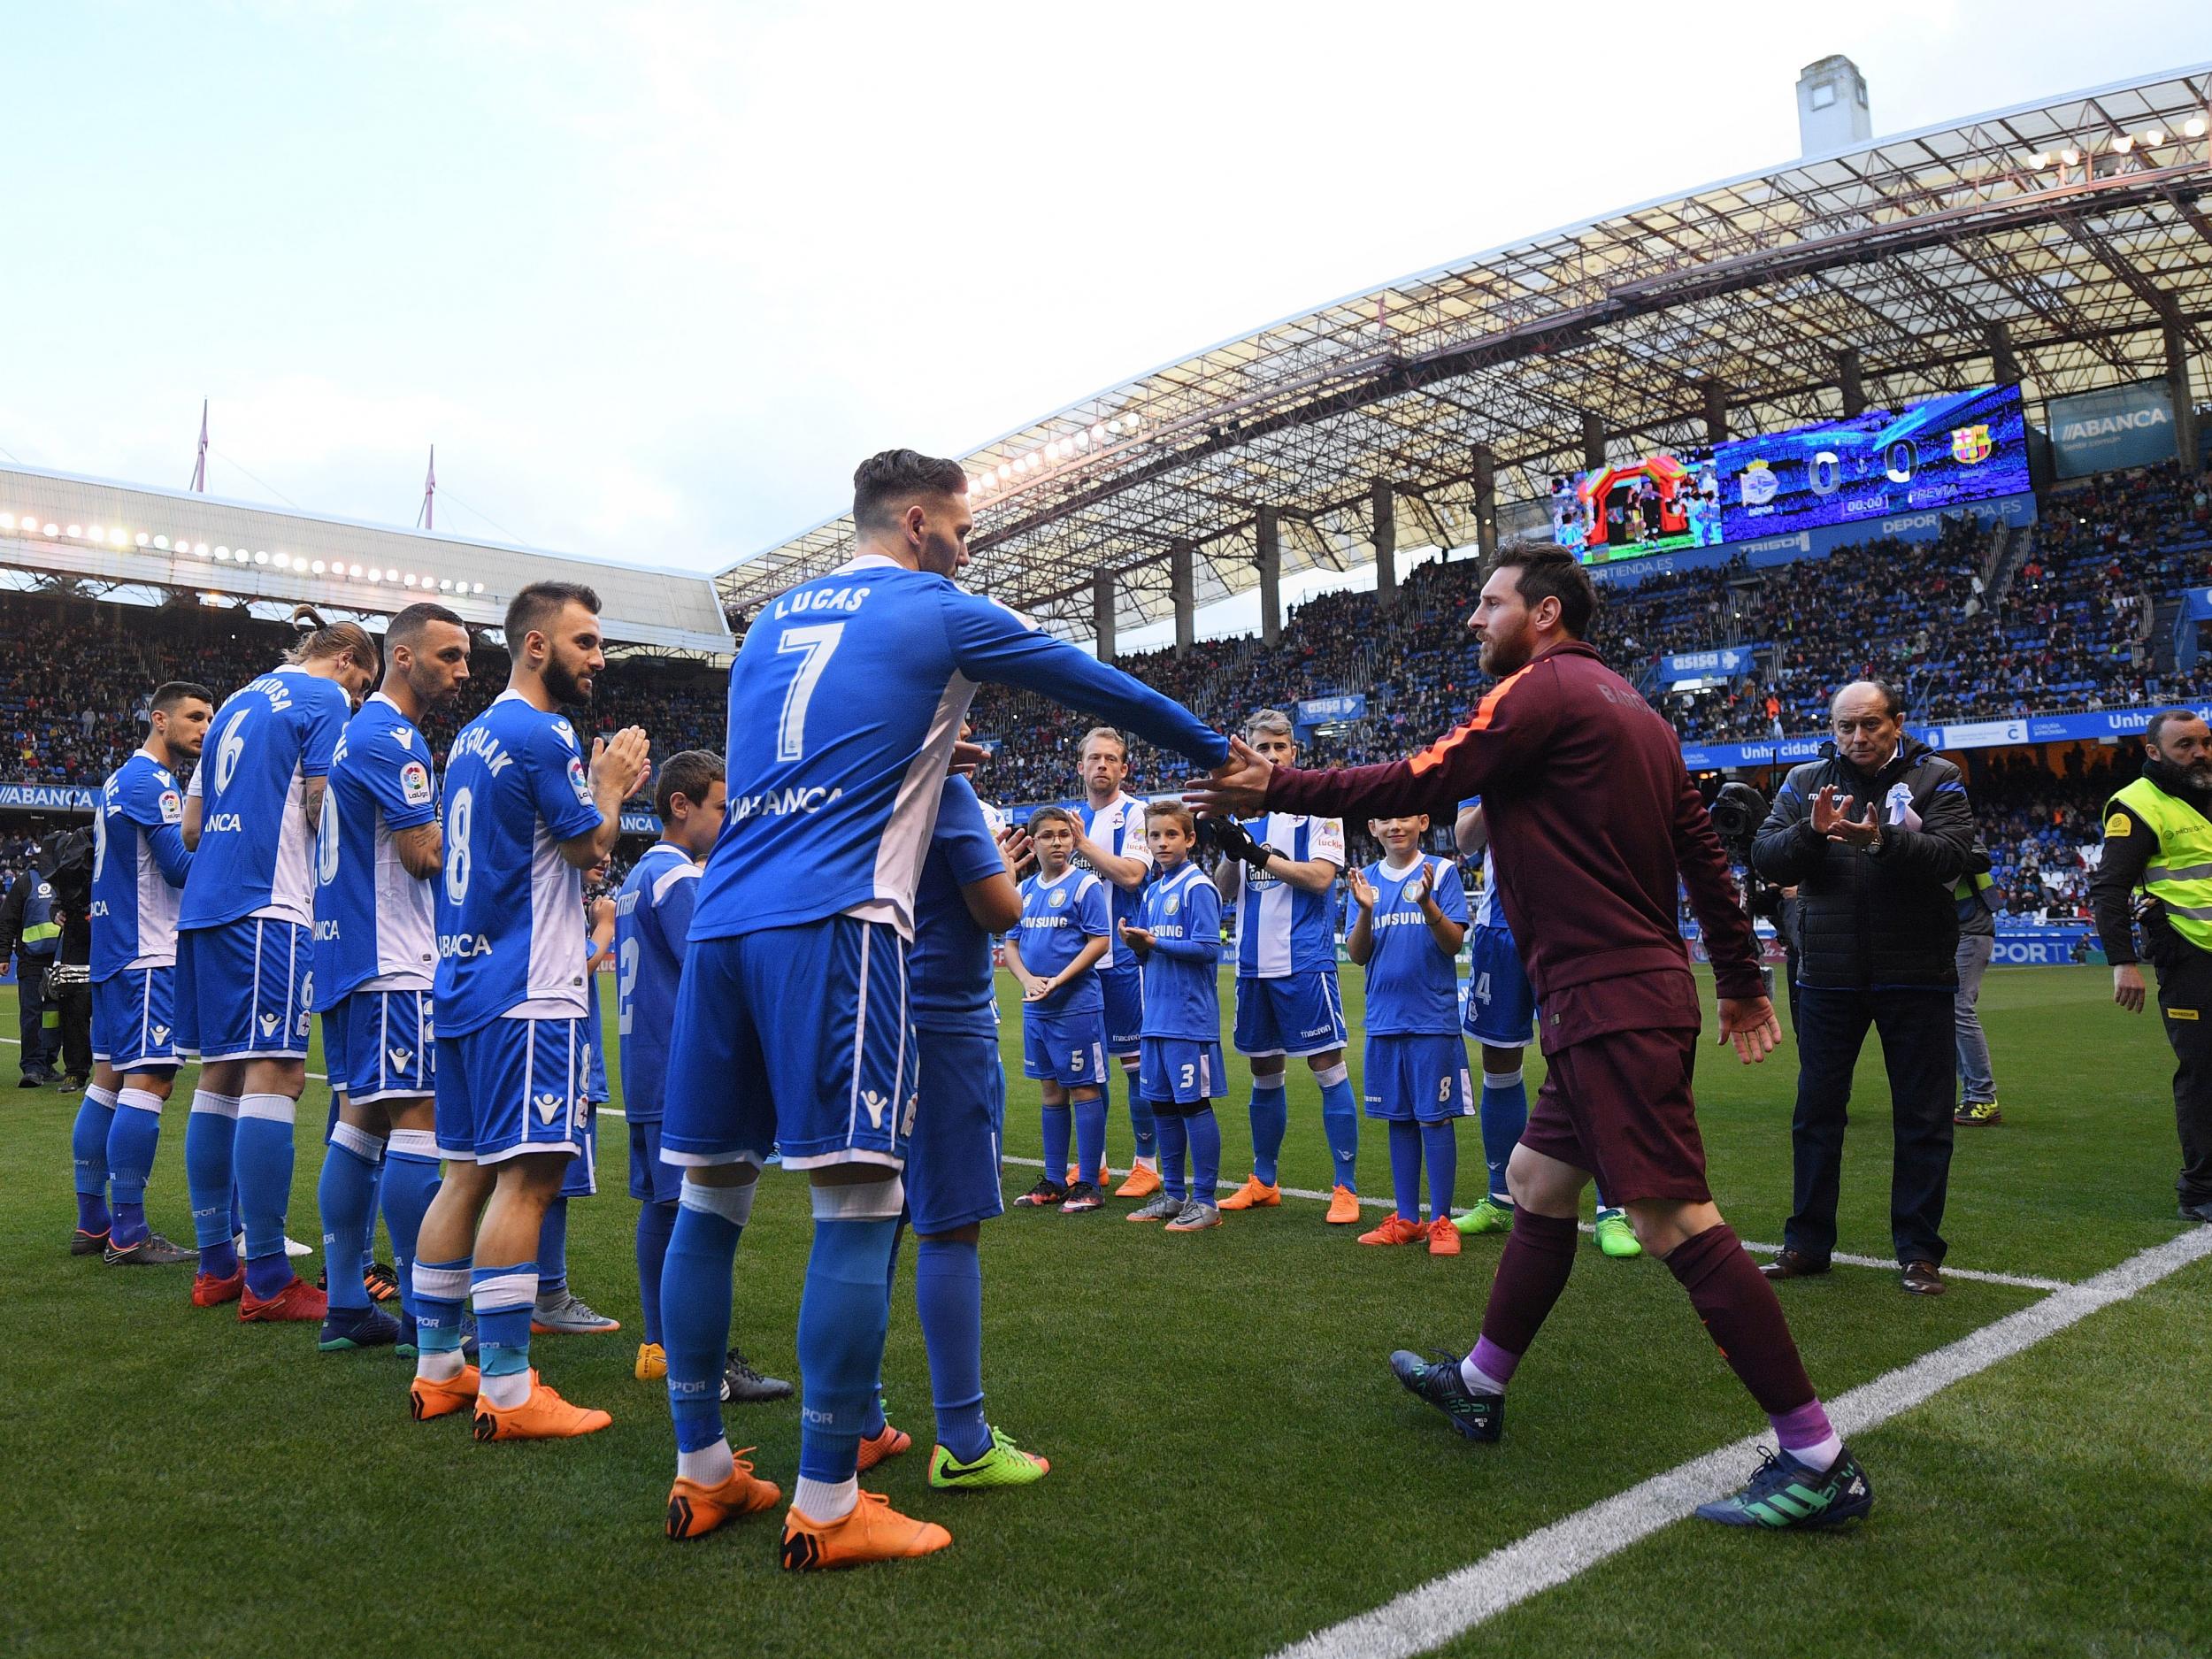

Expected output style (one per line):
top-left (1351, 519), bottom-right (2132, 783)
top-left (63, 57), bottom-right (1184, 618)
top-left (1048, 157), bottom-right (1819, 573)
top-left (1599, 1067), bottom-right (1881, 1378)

top-left (1716, 383), bottom-right (2031, 542)
top-left (1552, 451), bottom-right (1724, 566)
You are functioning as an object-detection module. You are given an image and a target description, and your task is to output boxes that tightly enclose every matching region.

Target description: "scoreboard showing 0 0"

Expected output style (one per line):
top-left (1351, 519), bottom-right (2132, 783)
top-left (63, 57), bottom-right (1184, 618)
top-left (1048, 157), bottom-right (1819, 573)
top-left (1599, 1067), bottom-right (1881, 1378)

top-left (1717, 382), bottom-right (2032, 541)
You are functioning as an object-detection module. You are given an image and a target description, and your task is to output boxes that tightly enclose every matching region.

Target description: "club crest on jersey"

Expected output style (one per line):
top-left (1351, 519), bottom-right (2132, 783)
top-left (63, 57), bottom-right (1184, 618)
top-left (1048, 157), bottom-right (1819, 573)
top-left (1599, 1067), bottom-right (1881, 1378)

top-left (400, 760), bottom-right (432, 807)
top-left (1048, 888), bottom-right (1067, 908)
top-left (534, 1092), bottom-right (564, 1125)
top-left (1164, 895), bottom-right (1180, 916)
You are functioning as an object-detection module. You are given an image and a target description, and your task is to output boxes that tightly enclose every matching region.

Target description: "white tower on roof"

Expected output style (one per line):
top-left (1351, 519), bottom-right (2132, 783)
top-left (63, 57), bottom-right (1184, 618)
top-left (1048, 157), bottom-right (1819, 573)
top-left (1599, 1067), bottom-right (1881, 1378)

top-left (1797, 56), bottom-right (1872, 156)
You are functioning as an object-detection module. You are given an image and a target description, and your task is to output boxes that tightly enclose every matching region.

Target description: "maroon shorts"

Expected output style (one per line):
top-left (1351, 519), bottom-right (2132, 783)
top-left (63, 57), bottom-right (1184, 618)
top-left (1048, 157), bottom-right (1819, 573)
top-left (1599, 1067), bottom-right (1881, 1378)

top-left (1519, 1024), bottom-right (1711, 1203)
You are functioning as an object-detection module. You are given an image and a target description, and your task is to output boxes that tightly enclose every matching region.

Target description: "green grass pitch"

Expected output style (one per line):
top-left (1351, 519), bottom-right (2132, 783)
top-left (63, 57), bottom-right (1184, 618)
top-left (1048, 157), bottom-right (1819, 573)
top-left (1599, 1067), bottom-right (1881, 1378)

top-left (3, 966), bottom-right (2207, 1657)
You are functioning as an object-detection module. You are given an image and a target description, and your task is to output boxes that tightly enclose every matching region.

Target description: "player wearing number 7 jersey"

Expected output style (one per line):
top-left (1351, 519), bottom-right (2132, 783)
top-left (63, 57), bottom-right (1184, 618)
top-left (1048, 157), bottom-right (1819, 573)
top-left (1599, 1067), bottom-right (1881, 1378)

top-left (657, 449), bottom-right (1233, 1565)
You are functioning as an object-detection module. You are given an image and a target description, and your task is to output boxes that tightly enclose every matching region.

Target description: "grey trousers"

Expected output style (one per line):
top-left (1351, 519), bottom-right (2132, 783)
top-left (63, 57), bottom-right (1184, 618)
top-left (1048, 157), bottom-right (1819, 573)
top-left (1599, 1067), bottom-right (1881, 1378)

top-left (1955, 933), bottom-right (1996, 1105)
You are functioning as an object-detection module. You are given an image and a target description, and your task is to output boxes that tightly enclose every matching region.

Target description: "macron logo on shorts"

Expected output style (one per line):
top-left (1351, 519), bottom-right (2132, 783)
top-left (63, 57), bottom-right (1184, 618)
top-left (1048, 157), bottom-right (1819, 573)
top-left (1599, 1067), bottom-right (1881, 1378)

top-left (534, 1092), bottom-right (563, 1124)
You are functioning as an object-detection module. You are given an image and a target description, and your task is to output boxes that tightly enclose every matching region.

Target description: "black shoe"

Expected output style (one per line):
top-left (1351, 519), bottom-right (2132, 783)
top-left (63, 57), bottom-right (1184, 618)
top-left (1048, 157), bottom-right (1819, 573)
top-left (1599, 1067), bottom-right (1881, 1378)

top-left (104, 1232), bottom-right (194, 1266)
top-left (1900, 1260), bottom-right (1946, 1296)
top-left (365, 1261), bottom-right (401, 1302)
top-left (1696, 1445), bottom-right (1874, 1529)
top-left (318, 1302), bottom-right (402, 1352)
top-left (1013, 1178), bottom-right (1068, 1208)
top-left (2180, 1200), bottom-right (2212, 1225)
top-left (1760, 1248), bottom-right (1831, 1281)
top-left (1388, 1348), bottom-right (1502, 1441)
top-left (723, 1348), bottom-right (795, 1403)
top-left (17, 1073), bottom-right (42, 1088)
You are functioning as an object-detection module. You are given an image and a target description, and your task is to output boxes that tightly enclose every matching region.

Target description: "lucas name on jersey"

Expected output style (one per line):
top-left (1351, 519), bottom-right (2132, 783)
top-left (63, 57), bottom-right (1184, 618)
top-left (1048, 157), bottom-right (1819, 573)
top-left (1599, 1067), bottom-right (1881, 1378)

top-left (768, 581), bottom-right (873, 620)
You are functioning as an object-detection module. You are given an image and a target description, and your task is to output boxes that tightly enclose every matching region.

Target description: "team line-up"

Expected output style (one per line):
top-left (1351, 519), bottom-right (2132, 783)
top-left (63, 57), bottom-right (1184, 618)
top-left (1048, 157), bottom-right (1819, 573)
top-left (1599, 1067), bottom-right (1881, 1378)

top-left (68, 446), bottom-right (1878, 1572)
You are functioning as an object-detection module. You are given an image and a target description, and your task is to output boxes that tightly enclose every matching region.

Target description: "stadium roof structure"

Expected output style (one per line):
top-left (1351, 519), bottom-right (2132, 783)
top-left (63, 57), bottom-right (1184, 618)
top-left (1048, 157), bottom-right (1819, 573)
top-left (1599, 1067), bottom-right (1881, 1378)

top-left (718, 63), bottom-right (2212, 644)
top-left (0, 462), bottom-right (733, 656)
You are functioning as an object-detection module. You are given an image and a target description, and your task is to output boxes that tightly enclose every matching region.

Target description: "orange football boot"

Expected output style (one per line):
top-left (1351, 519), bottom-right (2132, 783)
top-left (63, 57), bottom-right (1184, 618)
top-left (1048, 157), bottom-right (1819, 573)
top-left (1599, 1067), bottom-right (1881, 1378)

top-left (780, 1490), bottom-right (951, 1571)
top-left (239, 1275), bottom-right (328, 1322)
top-left (1358, 1214), bottom-right (1426, 1247)
top-left (1114, 1163), bottom-right (1162, 1199)
top-left (191, 1268), bottom-right (244, 1308)
top-left (1325, 1185), bottom-right (1363, 1225)
top-left (409, 1363), bottom-right (482, 1421)
top-left (666, 1449), bottom-right (781, 1540)
top-left (856, 1421), bottom-right (911, 1471)
top-left (1427, 1217), bottom-right (1463, 1256)
top-left (1064, 1164), bottom-right (1112, 1188)
top-left (472, 1374), bottom-right (612, 1441)
top-left (1217, 1174), bottom-right (1280, 1211)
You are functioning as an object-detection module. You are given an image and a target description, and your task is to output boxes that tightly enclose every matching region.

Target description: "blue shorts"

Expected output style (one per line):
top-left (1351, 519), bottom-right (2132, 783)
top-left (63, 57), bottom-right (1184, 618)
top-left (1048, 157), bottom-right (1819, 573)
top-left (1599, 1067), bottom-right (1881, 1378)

top-left (91, 966), bottom-right (181, 1071)
top-left (560, 1108), bottom-right (599, 1197)
top-left (1363, 1033), bottom-right (1474, 1123)
top-left (434, 1016), bottom-right (588, 1165)
top-left (907, 1028), bottom-right (1006, 1234)
top-left (1463, 925), bottom-right (1536, 1049)
top-left (177, 918), bottom-right (313, 1061)
top-left (1139, 1036), bottom-right (1225, 1107)
top-left (1099, 964), bottom-right (1144, 1058)
top-left (1233, 971), bottom-right (1348, 1059)
top-left (661, 917), bottom-right (916, 1171)
top-left (1022, 1005), bottom-right (1109, 1087)
top-left (322, 989), bottom-right (434, 1102)
top-left (627, 1116), bottom-right (682, 1205)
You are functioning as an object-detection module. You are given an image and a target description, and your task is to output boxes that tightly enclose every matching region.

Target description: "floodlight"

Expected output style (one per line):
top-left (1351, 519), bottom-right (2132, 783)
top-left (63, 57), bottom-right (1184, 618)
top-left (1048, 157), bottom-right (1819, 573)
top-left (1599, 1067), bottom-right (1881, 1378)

top-left (2187, 116), bottom-right (2208, 139)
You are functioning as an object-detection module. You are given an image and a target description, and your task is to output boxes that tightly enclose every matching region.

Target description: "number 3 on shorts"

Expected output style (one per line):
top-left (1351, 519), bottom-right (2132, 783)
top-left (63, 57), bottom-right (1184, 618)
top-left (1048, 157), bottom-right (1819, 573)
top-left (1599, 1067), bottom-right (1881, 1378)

top-left (1179, 1063), bottom-right (1194, 1089)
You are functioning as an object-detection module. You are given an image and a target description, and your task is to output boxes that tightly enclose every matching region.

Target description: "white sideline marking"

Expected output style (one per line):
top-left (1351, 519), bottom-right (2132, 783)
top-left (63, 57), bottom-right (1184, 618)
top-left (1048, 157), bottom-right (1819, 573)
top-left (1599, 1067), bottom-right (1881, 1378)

top-left (997, 1154), bottom-right (2070, 1290)
top-left (1269, 1225), bottom-right (2212, 1659)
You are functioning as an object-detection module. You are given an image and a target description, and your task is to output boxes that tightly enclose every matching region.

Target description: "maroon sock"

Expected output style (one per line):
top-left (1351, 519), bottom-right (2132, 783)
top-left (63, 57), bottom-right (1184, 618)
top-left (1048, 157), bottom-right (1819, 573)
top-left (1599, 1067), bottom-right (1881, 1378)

top-left (1663, 1223), bottom-right (1816, 1416)
top-left (1477, 1207), bottom-right (1580, 1359)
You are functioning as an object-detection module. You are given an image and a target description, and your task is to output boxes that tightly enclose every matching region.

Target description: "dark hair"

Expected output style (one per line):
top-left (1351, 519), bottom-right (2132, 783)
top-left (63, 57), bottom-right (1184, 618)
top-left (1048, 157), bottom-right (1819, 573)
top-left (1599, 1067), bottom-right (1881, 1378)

top-left (1027, 804), bottom-right (1078, 833)
top-left (852, 449), bottom-right (969, 535)
top-left (150, 680), bottom-right (213, 717)
top-left (2147, 708), bottom-right (2206, 747)
top-left (655, 749), bottom-right (726, 822)
top-left (504, 581), bottom-right (600, 647)
top-left (284, 605), bottom-right (381, 678)
top-left (1488, 547), bottom-right (1595, 638)
top-left (388, 601), bottom-right (466, 652)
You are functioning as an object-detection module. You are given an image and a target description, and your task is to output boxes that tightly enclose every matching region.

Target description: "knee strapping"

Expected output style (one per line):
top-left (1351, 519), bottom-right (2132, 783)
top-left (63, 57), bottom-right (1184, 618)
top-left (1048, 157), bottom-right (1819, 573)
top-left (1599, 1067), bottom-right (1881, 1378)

top-left (1482, 1067), bottom-right (1524, 1089)
top-left (1314, 1062), bottom-right (1350, 1088)
top-left (810, 1175), bottom-right (904, 1220)
top-left (679, 1177), bottom-right (757, 1227)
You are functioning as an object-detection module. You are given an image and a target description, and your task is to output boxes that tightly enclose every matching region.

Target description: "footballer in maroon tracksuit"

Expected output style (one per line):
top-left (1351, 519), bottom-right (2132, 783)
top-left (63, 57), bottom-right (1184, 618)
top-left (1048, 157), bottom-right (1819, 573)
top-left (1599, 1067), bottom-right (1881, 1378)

top-left (1193, 547), bottom-right (1873, 1532)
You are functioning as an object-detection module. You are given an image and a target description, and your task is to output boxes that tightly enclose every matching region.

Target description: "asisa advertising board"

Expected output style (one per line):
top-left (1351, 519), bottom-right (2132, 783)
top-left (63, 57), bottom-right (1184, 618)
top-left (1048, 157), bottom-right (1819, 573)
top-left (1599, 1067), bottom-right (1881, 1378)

top-left (1716, 383), bottom-right (2031, 542)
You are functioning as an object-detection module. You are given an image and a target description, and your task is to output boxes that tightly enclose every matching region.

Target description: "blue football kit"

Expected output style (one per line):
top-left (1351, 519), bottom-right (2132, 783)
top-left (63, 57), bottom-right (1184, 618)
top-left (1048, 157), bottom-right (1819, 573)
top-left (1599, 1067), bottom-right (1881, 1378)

top-left (616, 840), bottom-right (701, 1207)
top-left (1232, 811), bottom-right (1348, 1058)
top-left (1358, 855), bottom-right (1474, 1125)
top-left (563, 902), bottom-right (610, 1200)
top-left (1135, 862), bottom-right (1224, 1107)
top-left (1074, 793), bottom-right (1150, 1055)
top-left (433, 690), bottom-right (603, 1164)
top-left (313, 692), bottom-right (440, 1103)
top-left (906, 774), bottom-right (1010, 1235)
top-left (661, 553), bottom-right (1229, 1171)
top-left (1463, 806), bottom-right (1537, 1049)
top-left (177, 664), bottom-right (349, 1061)
top-left (90, 749), bottom-right (191, 1071)
top-left (1015, 866), bottom-right (1110, 1087)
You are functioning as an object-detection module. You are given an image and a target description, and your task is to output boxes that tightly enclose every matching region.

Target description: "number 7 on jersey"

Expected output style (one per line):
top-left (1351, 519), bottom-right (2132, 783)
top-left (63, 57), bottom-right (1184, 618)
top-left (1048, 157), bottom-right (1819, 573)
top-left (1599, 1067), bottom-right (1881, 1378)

top-left (776, 622), bottom-right (845, 764)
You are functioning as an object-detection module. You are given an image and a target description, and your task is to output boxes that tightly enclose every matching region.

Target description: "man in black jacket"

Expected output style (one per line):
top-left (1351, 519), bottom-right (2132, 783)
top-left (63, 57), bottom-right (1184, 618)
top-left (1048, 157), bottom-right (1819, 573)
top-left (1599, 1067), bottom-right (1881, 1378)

top-left (1751, 680), bottom-right (1981, 1295)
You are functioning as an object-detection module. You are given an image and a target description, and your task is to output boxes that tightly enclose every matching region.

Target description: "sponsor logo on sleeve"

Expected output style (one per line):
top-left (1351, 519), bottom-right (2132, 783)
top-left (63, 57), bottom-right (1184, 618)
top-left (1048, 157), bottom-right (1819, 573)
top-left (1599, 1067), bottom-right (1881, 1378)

top-left (567, 756), bottom-right (593, 805)
top-left (159, 789), bottom-right (183, 824)
top-left (399, 760), bottom-right (433, 808)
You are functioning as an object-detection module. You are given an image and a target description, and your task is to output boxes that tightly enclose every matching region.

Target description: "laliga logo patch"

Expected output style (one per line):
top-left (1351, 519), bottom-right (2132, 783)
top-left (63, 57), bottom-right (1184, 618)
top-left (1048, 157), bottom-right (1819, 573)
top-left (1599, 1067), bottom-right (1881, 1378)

top-left (534, 1092), bottom-right (564, 1125)
top-left (567, 756), bottom-right (592, 804)
top-left (862, 1088), bottom-right (888, 1129)
top-left (159, 789), bottom-right (182, 825)
top-left (400, 760), bottom-right (432, 808)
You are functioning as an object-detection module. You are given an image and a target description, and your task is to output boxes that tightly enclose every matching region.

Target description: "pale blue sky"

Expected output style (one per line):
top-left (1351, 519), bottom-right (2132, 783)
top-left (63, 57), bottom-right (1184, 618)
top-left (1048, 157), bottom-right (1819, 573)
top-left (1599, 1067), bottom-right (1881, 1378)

top-left (4, 1), bottom-right (2206, 598)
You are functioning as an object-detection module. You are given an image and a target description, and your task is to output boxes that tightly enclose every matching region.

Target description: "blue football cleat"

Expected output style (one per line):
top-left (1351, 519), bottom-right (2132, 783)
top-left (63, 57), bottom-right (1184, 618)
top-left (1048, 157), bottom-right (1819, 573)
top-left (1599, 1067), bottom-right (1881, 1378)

top-left (1388, 1348), bottom-right (1503, 1441)
top-left (1696, 1446), bottom-right (1873, 1529)
top-left (318, 1303), bottom-right (402, 1352)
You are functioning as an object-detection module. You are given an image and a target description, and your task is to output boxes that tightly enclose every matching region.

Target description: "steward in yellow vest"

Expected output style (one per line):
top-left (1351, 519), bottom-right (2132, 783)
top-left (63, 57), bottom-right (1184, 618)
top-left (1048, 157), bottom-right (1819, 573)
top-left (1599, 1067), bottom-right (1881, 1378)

top-left (2090, 708), bottom-right (2212, 1222)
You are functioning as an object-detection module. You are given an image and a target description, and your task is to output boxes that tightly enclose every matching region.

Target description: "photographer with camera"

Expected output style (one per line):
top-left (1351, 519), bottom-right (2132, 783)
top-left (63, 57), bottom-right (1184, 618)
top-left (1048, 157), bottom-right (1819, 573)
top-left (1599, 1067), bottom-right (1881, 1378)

top-left (1751, 680), bottom-right (1982, 1296)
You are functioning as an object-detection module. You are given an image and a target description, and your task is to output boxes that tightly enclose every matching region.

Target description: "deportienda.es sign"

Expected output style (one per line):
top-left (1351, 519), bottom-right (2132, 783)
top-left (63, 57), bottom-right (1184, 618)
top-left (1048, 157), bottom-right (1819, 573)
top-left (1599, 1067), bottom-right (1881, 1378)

top-left (2049, 380), bottom-right (2177, 478)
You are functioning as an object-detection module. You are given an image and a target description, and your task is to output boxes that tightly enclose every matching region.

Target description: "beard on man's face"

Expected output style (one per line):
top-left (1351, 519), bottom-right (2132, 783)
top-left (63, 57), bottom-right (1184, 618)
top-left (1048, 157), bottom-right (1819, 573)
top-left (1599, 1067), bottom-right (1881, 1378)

top-left (545, 657), bottom-right (593, 706)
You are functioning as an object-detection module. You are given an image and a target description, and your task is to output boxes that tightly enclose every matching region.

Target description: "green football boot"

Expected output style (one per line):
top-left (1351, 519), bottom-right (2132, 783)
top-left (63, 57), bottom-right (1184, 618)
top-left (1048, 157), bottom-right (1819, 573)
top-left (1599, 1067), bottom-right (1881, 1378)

top-left (1594, 1210), bottom-right (1642, 1258)
top-left (1453, 1196), bottom-right (1515, 1236)
top-left (929, 1426), bottom-right (1051, 1490)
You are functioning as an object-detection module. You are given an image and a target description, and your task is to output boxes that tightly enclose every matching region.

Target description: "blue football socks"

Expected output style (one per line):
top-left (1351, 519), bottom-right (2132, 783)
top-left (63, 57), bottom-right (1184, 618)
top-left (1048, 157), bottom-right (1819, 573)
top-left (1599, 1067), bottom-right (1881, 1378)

top-left (1156, 1111), bottom-right (1190, 1201)
top-left (1317, 1066), bottom-right (1360, 1190)
top-left (1388, 1118), bottom-right (1424, 1223)
top-left (184, 1092), bottom-right (240, 1278)
top-left (864, 1224), bottom-right (904, 1441)
top-left (634, 1200), bottom-right (677, 1349)
top-left (1248, 1079), bottom-right (1288, 1186)
top-left (380, 1132), bottom-right (442, 1320)
top-left (361, 1156), bottom-right (386, 1280)
top-left (914, 1238), bottom-right (990, 1463)
top-left (537, 1196), bottom-right (570, 1296)
top-left (1421, 1120), bottom-right (1459, 1222)
top-left (1123, 1066), bottom-right (1157, 1162)
top-left (1187, 1106), bottom-right (1222, 1202)
top-left (795, 1216), bottom-right (900, 1489)
top-left (71, 1085), bottom-right (118, 1237)
top-left (411, 1255), bottom-right (470, 1364)
top-left (1041, 1103), bottom-right (1071, 1185)
top-left (1073, 1095), bottom-right (1107, 1185)
top-left (1479, 1069), bottom-right (1528, 1202)
top-left (316, 1122), bottom-right (383, 1313)
top-left (234, 1094), bottom-right (299, 1299)
top-left (472, 1260), bottom-right (537, 1406)
top-left (105, 1089), bottom-right (165, 1248)
top-left (662, 1181), bottom-right (750, 1455)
